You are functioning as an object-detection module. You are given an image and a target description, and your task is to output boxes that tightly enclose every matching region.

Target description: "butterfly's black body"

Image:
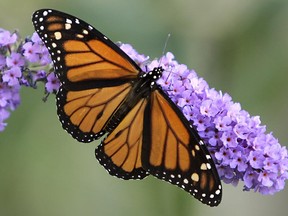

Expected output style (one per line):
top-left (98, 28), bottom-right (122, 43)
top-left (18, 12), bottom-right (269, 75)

top-left (104, 67), bottom-right (163, 133)
top-left (32, 9), bottom-right (222, 206)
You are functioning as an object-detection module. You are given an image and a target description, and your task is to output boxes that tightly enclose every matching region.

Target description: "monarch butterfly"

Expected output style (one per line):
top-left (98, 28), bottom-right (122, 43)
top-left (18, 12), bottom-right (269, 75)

top-left (32, 9), bottom-right (222, 206)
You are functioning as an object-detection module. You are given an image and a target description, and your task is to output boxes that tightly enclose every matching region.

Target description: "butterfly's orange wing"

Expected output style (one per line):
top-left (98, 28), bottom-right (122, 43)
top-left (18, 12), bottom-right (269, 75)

top-left (56, 83), bottom-right (132, 142)
top-left (96, 98), bottom-right (148, 179)
top-left (32, 9), bottom-right (141, 142)
top-left (141, 89), bottom-right (222, 206)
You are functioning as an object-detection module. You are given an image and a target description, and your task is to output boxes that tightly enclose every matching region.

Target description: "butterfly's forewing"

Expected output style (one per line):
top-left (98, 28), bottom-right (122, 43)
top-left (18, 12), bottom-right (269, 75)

top-left (32, 9), bottom-right (141, 86)
top-left (142, 89), bottom-right (222, 206)
top-left (32, 9), bottom-right (142, 142)
top-left (96, 98), bottom-right (149, 179)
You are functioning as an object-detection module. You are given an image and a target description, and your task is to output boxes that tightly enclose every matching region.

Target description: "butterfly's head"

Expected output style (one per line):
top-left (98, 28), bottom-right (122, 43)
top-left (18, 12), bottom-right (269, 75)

top-left (141, 66), bottom-right (164, 89)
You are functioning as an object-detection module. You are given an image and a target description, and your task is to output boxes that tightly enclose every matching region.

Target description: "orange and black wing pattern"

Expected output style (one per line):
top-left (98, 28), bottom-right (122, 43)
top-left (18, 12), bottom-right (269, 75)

top-left (56, 83), bottom-right (132, 142)
top-left (32, 9), bottom-right (141, 142)
top-left (142, 88), bottom-right (222, 206)
top-left (96, 98), bottom-right (149, 179)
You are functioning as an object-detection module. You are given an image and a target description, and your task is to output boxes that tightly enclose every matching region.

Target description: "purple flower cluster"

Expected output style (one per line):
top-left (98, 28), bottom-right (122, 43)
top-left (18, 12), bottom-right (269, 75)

top-left (119, 43), bottom-right (288, 195)
top-left (0, 29), bottom-right (57, 131)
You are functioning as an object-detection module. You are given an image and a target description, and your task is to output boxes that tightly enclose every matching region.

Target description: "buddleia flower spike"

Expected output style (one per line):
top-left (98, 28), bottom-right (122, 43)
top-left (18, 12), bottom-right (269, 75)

top-left (125, 46), bottom-right (288, 195)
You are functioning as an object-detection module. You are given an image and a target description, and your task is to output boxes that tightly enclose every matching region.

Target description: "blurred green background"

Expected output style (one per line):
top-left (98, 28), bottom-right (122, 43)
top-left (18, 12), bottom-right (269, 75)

top-left (1, 0), bottom-right (288, 215)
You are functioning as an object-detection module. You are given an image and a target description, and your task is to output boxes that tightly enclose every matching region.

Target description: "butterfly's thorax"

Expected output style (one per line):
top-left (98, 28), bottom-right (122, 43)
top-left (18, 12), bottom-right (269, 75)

top-left (135, 67), bottom-right (163, 95)
top-left (104, 67), bottom-right (163, 132)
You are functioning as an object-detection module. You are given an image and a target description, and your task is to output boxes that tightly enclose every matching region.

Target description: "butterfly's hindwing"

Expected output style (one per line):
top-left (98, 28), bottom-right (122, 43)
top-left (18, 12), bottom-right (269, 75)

top-left (56, 83), bottom-right (133, 142)
top-left (95, 98), bottom-right (149, 179)
top-left (142, 89), bottom-right (222, 206)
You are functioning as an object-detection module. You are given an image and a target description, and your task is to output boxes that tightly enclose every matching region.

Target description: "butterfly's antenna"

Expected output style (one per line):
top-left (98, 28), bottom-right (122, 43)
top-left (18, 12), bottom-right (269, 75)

top-left (158, 33), bottom-right (171, 67)
top-left (158, 34), bottom-right (174, 86)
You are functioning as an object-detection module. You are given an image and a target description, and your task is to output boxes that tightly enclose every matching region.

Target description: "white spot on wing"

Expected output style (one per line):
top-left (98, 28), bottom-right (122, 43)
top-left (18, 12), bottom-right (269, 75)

top-left (191, 150), bottom-right (195, 157)
top-left (54, 32), bottom-right (62, 40)
top-left (65, 23), bottom-right (71, 30)
top-left (66, 18), bottom-right (72, 24)
top-left (191, 173), bottom-right (199, 182)
top-left (76, 34), bottom-right (84, 38)
top-left (206, 163), bottom-right (211, 170)
top-left (200, 163), bottom-right (207, 170)
top-left (199, 140), bottom-right (205, 145)
top-left (206, 155), bottom-right (211, 159)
